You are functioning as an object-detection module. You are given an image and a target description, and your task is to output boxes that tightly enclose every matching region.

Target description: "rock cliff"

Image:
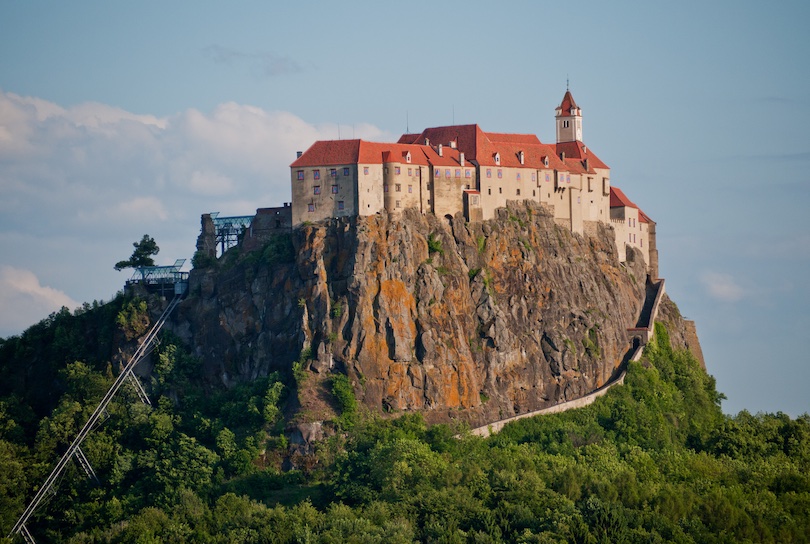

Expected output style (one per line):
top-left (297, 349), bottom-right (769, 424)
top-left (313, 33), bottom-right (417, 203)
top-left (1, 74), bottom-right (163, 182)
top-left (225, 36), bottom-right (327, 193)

top-left (169, 201), bottom-right (696, 429)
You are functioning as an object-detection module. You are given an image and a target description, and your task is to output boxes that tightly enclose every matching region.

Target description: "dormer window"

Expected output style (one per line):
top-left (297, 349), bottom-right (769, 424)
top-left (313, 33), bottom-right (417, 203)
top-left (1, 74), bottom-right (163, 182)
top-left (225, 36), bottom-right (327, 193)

top-left (543, 156), bottom-right (549, 168)
top-left (405, 151), bottom-right (412, 163)
top-left (494, 152), bottom-right (500, 165)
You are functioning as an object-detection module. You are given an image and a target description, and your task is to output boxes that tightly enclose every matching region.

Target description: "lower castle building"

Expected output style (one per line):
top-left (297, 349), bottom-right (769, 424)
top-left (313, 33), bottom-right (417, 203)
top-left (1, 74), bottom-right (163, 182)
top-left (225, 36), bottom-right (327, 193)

top-left (290, 89), bottom-right (657, 277)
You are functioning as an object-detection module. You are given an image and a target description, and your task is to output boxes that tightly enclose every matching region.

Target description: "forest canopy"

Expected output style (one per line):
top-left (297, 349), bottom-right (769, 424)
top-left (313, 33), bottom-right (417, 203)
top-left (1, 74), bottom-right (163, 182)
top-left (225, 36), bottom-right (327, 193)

top-left (1, 301), bottom-right (808, 543)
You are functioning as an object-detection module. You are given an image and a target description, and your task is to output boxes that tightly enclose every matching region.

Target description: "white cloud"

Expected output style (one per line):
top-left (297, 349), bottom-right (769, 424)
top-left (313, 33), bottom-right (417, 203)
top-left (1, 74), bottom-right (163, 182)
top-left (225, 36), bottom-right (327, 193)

top-left (700, 271), bottom-right (747, 302)
top-left (0, 89), bottom-right (389, 335)
top-left (0, 266), bottom-right (79, 337)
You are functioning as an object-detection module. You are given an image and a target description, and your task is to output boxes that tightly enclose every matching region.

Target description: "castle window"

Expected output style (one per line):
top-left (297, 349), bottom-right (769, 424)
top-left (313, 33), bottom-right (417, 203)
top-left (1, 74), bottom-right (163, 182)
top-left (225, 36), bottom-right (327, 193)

top-left (495, 153), bottom-right (500, 165)
top-left (533, 190), bottom-right (536, 197)
top-left (466, 184), bottom-right (470, 189)
top-left (396, 200), bottom-right (401, 208)
top-left (516, 172), bottom-right (521, 181)
top-left (563, 120), bottom-right (570, 128)
top-left (445, 169), bottom-right (451, 178)
top-left (297, 170), bottom-right (304, 180)
top-left (545, 173), bottom-right (550, 182)
top-left (331, 185), bottom-right (339, 194)
top-left (338, 201), bottom-right (345, 210)
top-left (465, 169), bottom-right (471, 178)
top-left (408, 185), bottom-right (413, 193)
top-left (344, 167), bottom-right (350, 176)
top-left (308, 203), bottom-right (315, 212)
top-left (497, 169), bottom-right (502, 178)
top-left (532, 172), bottom-right (536, 181)
top-left (486, 169), bottom-right (492, 178)
top-left (488, 187), bottom-right (491, 195)
top-left (544, 157), bottom-right (549, 167)
top-left (395, 184), bottom-right (401, 192)
top-left (408, 168), bottom-right (412, 176)
top-left (330, 168), bottom-right (337, 177)
top-left (516, 189), bottom-right (521, 196)
top-left (313, 186), bottom-right (321, 195)
top-left (395, 166), bottom-right (401, 175)
top-left (499, 187), bottom-right (502, 194)
top-left (363, 167), bottom-right (369, 175)
top-left (435, 168), bottom-right (440, 177)
top-left (455, 169), bottom-right (461, 178)
top-left (384, 167), bottom-right (389, 174)
top-left (313, 170), bottom-right (320, 180)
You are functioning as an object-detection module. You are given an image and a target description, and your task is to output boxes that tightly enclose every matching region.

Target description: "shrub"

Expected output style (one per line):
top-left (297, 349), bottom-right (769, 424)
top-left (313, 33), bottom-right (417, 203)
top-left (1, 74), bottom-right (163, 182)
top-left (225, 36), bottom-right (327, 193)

top-left (427, 233), bottom-right (443, 255)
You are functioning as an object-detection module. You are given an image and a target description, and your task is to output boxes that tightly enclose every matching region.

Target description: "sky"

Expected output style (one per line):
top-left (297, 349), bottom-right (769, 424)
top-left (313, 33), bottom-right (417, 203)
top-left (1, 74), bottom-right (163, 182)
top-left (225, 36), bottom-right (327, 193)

top-left (1, 1), bottom-right (808, 417)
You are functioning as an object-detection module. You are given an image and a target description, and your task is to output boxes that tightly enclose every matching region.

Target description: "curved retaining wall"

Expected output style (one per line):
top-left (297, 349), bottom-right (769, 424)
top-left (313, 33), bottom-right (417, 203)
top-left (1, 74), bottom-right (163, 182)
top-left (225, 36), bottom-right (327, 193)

top-left (468, 278), bottom-right (664, 438)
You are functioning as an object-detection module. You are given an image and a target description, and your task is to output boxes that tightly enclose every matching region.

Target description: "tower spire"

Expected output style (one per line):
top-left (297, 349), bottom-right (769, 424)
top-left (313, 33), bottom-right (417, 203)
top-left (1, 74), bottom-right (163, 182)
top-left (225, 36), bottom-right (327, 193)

top-left (555, 87), bottom-right (583, 143)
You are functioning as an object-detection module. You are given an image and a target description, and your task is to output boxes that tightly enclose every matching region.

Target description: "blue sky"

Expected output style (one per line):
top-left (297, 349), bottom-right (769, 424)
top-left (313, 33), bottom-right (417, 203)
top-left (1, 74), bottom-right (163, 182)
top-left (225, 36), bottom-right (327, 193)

top-left (1, 1), bottom-right (808, 416)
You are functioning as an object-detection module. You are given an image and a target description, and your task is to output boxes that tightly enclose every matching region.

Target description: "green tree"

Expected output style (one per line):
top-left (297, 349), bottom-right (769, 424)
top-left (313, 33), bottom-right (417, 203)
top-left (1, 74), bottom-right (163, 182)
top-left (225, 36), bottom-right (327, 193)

top-left (114, 234), bottom-right (159, 271)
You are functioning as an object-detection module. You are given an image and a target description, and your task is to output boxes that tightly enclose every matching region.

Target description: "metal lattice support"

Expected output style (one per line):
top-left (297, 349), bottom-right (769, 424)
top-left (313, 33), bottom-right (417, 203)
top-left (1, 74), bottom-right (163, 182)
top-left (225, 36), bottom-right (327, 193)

top-left (8, 294), bottom-right (183, 542)
top-left (74, 446), bottom-right (99, 484)
top-left (126, 370), bottom-right (151, 406)
top-left (18, 525), bottom-right (35, 544)
top-left (210, 212), bottom-right (253, 256)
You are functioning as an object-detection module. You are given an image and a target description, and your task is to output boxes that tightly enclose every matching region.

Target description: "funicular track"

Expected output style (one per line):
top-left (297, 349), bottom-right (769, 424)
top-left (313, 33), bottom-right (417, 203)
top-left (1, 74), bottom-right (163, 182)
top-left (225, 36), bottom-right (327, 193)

top-left (9, 294), bottom-right (183, 543)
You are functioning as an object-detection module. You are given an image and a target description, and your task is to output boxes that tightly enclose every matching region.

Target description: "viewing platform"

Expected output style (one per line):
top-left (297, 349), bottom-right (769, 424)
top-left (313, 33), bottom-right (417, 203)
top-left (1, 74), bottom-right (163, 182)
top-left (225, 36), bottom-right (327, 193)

top-left (125, 259), bottom-right (189, 297)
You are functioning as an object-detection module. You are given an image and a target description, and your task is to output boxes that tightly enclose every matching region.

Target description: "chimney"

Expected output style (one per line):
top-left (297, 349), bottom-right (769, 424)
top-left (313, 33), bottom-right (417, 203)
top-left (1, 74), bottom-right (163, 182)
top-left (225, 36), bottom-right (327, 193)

top-left (560, 151), bottom-right (565, 160)
top-left (450, 140), bottom-right (457, 149)
top-left (584, 158), bottom-right (590, 171)
top-left (519, 151), bottom-right (525, 165)
top-left (425, 137), bottom-right (430, 146)
top-left (438, 144), bottom-right (443, 157)
top-left (459, 152), bottom-right (465, 166)
top-left (296, 151), bottom-right (303, 158)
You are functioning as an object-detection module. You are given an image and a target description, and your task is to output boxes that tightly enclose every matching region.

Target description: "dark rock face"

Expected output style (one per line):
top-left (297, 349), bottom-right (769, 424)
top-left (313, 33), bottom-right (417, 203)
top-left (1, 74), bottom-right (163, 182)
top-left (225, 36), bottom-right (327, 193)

top-left (171, 202), bottom-right (656, 428)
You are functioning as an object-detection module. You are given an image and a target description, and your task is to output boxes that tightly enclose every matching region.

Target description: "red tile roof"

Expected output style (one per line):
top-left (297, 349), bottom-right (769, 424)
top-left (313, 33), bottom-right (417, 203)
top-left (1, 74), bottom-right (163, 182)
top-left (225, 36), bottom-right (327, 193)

top-left (557, 90), bottom-right (579, 117)
top-left (290, 139), bottom-right (469, 169)
top-left (485, 132), bottom-right (541, 145)
top-left (398, 124), bottom-right (483, 161)
top-left (610, 186), bottom-right (654, 223)
top-left (557, 142), bottom-right (610, 171)
top-left (610, 186), bottom-right (636, 208)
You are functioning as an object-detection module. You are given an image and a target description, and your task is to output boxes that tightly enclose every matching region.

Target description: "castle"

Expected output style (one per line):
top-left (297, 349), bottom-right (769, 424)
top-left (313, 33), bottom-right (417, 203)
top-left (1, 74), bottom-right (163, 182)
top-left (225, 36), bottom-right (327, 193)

top-left (288, 89), bottom-right (657, 277)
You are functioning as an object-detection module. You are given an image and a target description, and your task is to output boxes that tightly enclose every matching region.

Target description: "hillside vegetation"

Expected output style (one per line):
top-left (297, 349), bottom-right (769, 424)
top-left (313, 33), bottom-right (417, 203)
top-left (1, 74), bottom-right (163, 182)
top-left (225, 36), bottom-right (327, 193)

top-left (1, 300), bottom-right (809, 543)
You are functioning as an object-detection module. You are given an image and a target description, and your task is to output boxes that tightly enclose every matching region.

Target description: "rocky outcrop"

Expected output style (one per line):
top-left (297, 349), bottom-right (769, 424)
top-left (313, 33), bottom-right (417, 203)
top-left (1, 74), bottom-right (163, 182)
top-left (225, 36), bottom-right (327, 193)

top-left (171, 202), bottom-right (664, 428)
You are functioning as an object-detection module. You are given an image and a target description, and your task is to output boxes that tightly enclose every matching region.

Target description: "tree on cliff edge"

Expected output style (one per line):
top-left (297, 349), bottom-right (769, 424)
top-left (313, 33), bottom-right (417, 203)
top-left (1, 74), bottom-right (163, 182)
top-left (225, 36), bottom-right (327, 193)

top-left (114, 234), bottom-right (159, 271)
